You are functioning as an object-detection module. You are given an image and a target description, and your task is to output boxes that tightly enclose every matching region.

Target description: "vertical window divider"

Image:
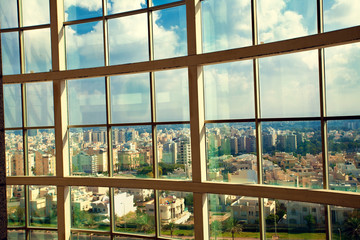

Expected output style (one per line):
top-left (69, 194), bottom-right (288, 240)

top-left (109, 187), bottom-right (115, 238)
top-left (102, 0), bottom-right (109, 67)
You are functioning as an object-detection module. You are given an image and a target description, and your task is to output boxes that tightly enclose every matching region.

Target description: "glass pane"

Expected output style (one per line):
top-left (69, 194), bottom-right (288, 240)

top-left (4, 84), bottom-right (22, 128)
top-left (158, 191), bottom-right (194, 239)
top-left (66, 22), bottom-right (104, 69)
top-left (152, 0), bottom-right (182, 6)
top-left (8, 230), bottom-right (25, 240)
top-left (110, 73), bottom-right (151, 124)
top-left (0, 0), bottom-right (18, 29)
top-left (153, 5), bottom-right (187, 59)
top-left (68, 78), bottom-right (106, 125)
top-left (328, 120), bottom-right (360, 192)
top-left (331, 206), bottom-right (360, 240)
top-left (155, 68), bottom-right (189, 122)
top-left (72, 233), bottom-right (110, 239)
top-left (71, 186), bottom-right (110, 231)
top-left (108, 14), bottom-right (149, 65)
top-left (112, 126), bottom-right (152, 178)
top-left (262, 121), bottom-right (323, 189)
top-left (265, 200), bottom-right (326, 239)
top-left (325, 42), bottom-right (360, 116)
top-left (28, 129), bottom-right (56, 176)
top-left (22, 0), bottom-right (50, 26)
top-left (259, 51), bottom-right (320, 118)
top-left (324, 0), bottom-right (360, 32)
top-left (206, 122), bottom-right (257, 183)
top-left (1, 32), bottom-right (21, 75)
top-left (209, 194), bottom-right (261, 239)
top-left (257, 0), bottom-right (317, 43)
top-left (202, 0), bottom-right (252, 53)
top-left (114, 188), bottom-right (155, 236)
top-left (158, 124), bottom-right (191, 180)
top-left (70, 127), bottom-right (108, 176)
top-left (29, 185), bottom-right (57, 227)
top-left (26, 82), bottom-right (54, 127)
top-left (204, 60), bottom-right (254, 120)
top-left (24, 28), bottom-right (52, 73)
top-left (64, 0), bottom-right (102, 21)
top-left (5, 130), bottom-right (24, 176)
top-left (29, 230), bottom-right (58, 240)
top-left (114, 237), bottom-right (146, 240)
top-left (7, 185), bottom-right (25, 226)
top-left (107, 0), bottom-right (147, 15)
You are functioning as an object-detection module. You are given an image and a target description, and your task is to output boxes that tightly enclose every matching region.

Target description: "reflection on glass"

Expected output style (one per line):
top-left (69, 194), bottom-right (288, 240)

top-left (206, 123), bottom-right (257, 183)
top-left (71, 186), bottom-right (110, 231)
top-left (153, 5), bottom-right (187, 59)
top-left (1, 32), bottom-right (20, 75)
top-left (159, 191), bottom-right (194, 239)
top-left (0, 0), bottom-right (18, 29)
top-left (259, 51), bottom-right (320, 118)
top-left (29, 186), bottom-right (57, 227)
top-left (72, 232), bottom-right (110, 239)
top-left (29, 230), bottom-right (58, 240)
top-left (4, 84), bottom-right (22, 128)
top-left (262, 121), bottom-right (323, 189)
top-left (108, 14), bottom-right (149, 65)
top-left (8, 230), bottom-right (25, 240)
top-left (331, 206), bottom-right (360, 240)
top-left (66, 22), bottom-right (104, 69)
top-left (257, 0), bottom-right (316, 43)
top-left (26, 82), bottom-right (54, 127)
top-left (110, 73), bottom-right (151, 123)
top-left (22, 0), bottom-right (50, 26)
top-left (204, 60), bottom-right (254, 120)
top-left (24, 28), bottom-right (52, 73)
top-left (107, 0), bottom-right (147, 15)
top-left (112, 126), bottom-right (152, 178)
top-left (64, 0), bottom-right (102, 21)
top-left (265, 200), bottom-right (326, 240)
top-left (114, 188), bottom-right (155, 235)
top-left (208, 194), bottom-right (260, 239)
top-left (70, 127), bottom-right (108, 176)
top-left (324, 0), bottom-right (360, 32)
top-left (7, 185), bottom-right (25, 227)
top-left (155, 68), bottom-right (189, 122)
top-left (158, 125), bottom-right (191, 180)
top-left (325, 43), bottom-right (360, 116)
top-left (27, 129), bottom-right (56, 176)
top-left (152, 0), bottom-right (181, 6)
top-left (328, 120), bottom-right (360, 192)
top-left (5, 130), bottom-right (24, 176)
top-left (68, 78), bottom-right (106, 125)
top-left (202, 0), bottom-right (252, 53)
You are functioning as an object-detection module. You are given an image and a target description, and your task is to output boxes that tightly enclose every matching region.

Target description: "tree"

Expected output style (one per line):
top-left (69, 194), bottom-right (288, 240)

top-left (304, 214), bottom-right (316, 232)
top-left (211, 220), bottom-right (222, 240)
top-left (343, 217), bottom-right (360, 240)
top-left (163, 222), bottom-right (178, 238)
top-left (225, 218), bottom-right (243, 240)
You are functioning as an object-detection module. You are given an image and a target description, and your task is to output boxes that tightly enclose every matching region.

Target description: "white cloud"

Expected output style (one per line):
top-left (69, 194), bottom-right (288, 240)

top-left (22, 0), bottom-right (50, 26)
top-left (108, 0), bottom-right (146, 14)
top-left (64, 0), bottom-right (102, 12)
top-left (324, 0), bottom-right (360, 31)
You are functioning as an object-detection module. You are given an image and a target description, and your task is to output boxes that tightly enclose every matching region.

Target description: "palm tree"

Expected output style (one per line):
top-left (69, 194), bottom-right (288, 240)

top-left (226, 218), bottom-right (243, 240)
top-left (163, 222), bottom-right (178, 238)
top-left (343, 217), bottom-right (360, 240)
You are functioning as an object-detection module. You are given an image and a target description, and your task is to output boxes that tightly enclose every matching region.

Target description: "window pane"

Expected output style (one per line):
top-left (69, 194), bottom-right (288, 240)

top-left (259, 51), bottom-right (320, 118)
top-left (1, 32), bottom-right (21, 75)
top-left (202, 0), bottom-right (252, 53)
top-left (64, 0), bottom-right (103, 21)
top-left (7, 185), bottom-right (25, 227)
top-left (155, 68), bottom-right (189, 122)
top-left (24, 28), bottom-right (52, 73)
top-left (114, 188), bottom-right (155, 236)
top-left (331, 206), bottom-right (360, 240)
top-left (6, 130), bottom-right (24, 176)
top-left (22, 0), bottom-right (50, 26)
top-left (0, 0), bottom-right (18, 29)
top-left (107, 0), bottom-right (147, 15)
top-left (29, 230), bottom-right (58, 240)
top-left (153, 5), bottom-right (187, 59)
top-left (152, 0), bottom-right (182, 6)
top-left (262, 121), bottom-right (323, 189)
top-left (4, 84), bottom-right (22, 128)
top-left (325, 42), bottom-right (360, 116)
top-left (71, 186), bottom-right (110, 231)
top-left (324, 0), bottom-right (360, 32)
top-left (8, 230), bottom-right (25, 240)
top-left (72, 232), bottom-right (110, 239)
top-left (29, 186), bottom-right (57, 227)
top-left (68, 78), bottom-right (106, 125)
top-left (70, 127), bottom-right (108, 176)
top-left (66, 22), bottom-right (104, 69)
top-left (26, 82), bottom-right (54, 127)
top-left (112, 126), bottom-right (152, 178)
top-left (257, 0), bottom-right (317, 43)
top-left (108, 14), bottom-right (149, 65)
top-left (28, 129), bottom-right (56, 176)
top-left (158, 124), bottom-right (191, 180)
top-left (204, 60), bottom-right (254, 120)
top-left (207, 122), bottom-right (257, 183)
top-left (328, 120), bottom-right (360, 192)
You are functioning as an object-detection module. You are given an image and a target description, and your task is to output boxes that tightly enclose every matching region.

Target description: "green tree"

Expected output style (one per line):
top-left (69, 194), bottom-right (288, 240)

top-left (343, 217), bottom-right (360, 240)
top-left (163, 222), bottom-right (178, 238)
top-left (211, 220), bottom-right (222, 240)
top-left (304, 214), bottom-right (316, 232)
top-left (225, 218), bottom-right (243, 240)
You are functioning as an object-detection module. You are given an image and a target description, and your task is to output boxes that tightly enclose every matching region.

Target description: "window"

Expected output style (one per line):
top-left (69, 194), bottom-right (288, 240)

top-left (1, 0), bottom-right (360, 239)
